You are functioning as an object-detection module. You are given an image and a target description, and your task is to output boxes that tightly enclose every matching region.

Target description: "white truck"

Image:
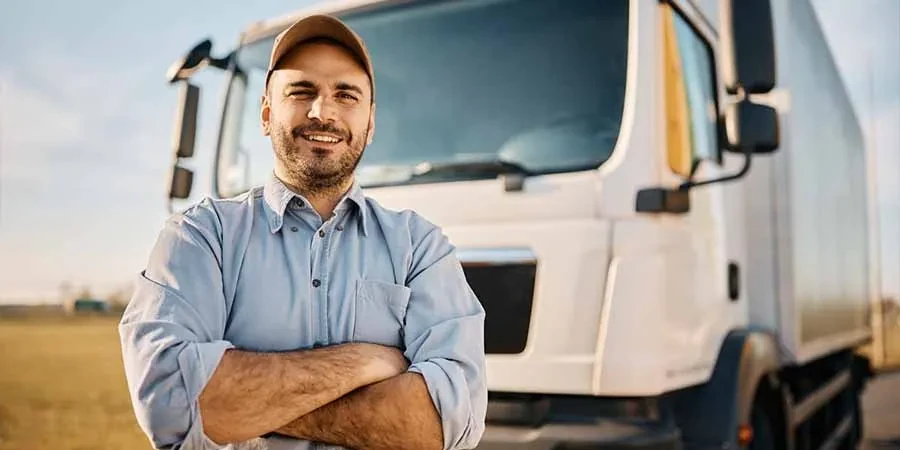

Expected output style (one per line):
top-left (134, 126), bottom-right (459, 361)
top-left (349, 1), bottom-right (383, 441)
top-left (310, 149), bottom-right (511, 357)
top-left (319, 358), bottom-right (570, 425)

top-left (163, 0), bottom-right (900, 448)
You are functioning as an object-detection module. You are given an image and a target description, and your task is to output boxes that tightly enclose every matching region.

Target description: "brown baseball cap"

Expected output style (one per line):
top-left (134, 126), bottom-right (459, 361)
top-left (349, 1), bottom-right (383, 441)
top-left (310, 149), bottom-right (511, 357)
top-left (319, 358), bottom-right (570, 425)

top-left (265, 14), bottom-right (375, 100)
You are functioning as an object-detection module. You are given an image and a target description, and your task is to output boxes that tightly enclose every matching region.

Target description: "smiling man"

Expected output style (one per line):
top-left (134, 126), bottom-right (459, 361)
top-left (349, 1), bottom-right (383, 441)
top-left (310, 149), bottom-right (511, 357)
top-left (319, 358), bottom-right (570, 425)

top-left (119, 14), bottom-right (487, 450)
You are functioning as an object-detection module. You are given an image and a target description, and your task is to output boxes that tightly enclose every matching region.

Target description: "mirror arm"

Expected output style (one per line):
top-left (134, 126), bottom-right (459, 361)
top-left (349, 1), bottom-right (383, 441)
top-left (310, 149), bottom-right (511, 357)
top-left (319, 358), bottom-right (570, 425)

top-left (208, 53), bottom-right (234, 71)
top-left (679, 145), bottom-right (753, 190)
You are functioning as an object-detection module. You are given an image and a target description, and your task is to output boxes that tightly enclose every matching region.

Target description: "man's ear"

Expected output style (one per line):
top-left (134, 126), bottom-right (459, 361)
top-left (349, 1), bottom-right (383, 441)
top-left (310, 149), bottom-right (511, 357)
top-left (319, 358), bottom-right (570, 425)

top-left (366, 103), bottom-right (376, 145)
top-left (261, 94), bottom-right (271, 136)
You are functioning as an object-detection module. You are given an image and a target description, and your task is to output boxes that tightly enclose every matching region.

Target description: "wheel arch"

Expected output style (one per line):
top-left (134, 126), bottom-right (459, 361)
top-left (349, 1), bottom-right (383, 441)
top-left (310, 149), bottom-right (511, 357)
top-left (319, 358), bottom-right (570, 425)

top-left (671, 329), bottom-right (786, 447)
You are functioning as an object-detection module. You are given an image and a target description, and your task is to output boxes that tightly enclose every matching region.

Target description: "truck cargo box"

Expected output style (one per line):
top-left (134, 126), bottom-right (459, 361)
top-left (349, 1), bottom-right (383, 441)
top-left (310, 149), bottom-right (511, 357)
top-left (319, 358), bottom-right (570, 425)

top-left (742, 0), bottom-right (872, 365)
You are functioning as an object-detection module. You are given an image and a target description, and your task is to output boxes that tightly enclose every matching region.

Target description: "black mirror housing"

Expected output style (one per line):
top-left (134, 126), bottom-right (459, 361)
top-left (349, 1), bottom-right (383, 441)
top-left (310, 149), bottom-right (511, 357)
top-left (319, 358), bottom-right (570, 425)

top-left (169, 166), bottom-right (194, 200)
top-left (167, 39), bottom-right (213, 84)
top-left (167, 39), bottom-right (232, 84)
top-left (722, 0), bottom-right (777, 94)
top-left (172, 82), bottom-right (199, 159)
top-left (725, 100), bottom-right (780, 154)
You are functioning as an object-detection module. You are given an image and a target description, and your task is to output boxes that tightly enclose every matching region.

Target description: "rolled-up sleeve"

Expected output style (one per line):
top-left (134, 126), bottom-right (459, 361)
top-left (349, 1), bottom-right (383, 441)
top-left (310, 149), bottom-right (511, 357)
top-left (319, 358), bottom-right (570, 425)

top-left (119, 202), bottom-right (234, 449)
top-left (403, 216), bottom-right (487, 450)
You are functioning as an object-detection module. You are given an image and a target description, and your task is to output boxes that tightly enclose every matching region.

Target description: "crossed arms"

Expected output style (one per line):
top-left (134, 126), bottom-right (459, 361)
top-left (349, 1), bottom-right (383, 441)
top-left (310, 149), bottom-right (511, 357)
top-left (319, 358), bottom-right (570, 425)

top-left (196, 342), bottom-right (443, 449)
top-left (118, 208), bottom-right (487, 449)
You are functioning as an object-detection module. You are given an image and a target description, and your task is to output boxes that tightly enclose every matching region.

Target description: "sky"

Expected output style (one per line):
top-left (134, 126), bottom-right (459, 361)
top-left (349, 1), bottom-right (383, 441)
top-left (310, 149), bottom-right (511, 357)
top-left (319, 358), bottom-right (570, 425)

top-left (0, 0), bottom-right (897, 303)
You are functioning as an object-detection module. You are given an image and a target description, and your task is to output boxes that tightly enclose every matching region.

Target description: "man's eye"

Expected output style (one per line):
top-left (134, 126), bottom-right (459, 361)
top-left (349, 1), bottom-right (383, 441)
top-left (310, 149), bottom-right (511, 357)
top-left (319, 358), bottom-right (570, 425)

top-left (288, 90), bottom-right (314, 97)
top-left (337, 92), bottom-right (358, 101)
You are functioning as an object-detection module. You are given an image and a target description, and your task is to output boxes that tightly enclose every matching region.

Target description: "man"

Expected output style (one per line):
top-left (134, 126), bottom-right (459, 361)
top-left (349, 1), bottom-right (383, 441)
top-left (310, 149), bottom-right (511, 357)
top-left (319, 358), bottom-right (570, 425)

top-left (119, 14), bottom-right (487, 450)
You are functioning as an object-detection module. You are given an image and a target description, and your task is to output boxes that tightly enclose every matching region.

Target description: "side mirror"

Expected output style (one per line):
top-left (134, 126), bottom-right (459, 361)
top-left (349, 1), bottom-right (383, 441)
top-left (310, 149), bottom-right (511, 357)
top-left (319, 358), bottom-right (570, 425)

top-left (722, 0), bottom-right (776, 94)
top-left (172, 82), bottom-right (199, 158)
top-left (169, 165), bottom-right (194, 200)
top-left (167, 39), bottom-right (232, 84)
top-left (167, 82), bottom-right (198, 207)
top-left (636, 100), bottom-right (779, 214)
top-left (724, 100), bottom-right (780, 154)
top-left (167, 39), bottom-right (212, 84)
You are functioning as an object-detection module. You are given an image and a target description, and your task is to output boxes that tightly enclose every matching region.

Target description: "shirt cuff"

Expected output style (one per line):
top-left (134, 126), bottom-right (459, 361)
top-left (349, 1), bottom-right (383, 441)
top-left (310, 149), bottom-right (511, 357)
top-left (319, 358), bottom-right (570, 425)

top-left (177, 340), bottom-right (235, 449)
top-left (409, 359), bottom-right (476, 450)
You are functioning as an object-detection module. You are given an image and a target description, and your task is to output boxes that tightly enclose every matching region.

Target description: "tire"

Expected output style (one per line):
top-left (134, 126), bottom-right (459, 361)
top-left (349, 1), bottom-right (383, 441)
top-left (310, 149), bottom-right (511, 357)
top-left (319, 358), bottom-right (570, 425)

top-left (749, 398), bottom-right (777, 450)
top-left (838, 387), bottom-right (863, 450)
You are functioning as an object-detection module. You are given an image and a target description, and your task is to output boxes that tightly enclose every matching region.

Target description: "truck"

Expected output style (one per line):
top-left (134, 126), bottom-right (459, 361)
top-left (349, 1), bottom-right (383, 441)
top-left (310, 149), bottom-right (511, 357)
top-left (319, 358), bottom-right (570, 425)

top-left (162, 0), bottom-right (900, 448)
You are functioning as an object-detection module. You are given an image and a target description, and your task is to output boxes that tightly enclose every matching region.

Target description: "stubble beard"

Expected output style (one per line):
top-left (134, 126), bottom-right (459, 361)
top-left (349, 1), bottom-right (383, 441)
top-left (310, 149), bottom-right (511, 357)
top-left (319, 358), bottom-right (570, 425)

top-left (271, 121), bottom-right (367, 198)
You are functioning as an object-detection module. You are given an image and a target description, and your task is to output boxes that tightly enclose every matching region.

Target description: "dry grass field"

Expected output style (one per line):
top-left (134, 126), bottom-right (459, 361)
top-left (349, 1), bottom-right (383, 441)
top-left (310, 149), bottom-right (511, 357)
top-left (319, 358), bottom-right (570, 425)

top-left (0, 312), bottom-right (898, 450)
top-left (0, 315), bottom-right (147, 450)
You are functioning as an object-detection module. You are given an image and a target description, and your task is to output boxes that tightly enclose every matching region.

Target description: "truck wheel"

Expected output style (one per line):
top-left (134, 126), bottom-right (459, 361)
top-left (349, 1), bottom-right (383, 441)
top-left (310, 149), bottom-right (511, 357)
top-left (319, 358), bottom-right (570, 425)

top-left (839, 387), bottom-right (863, 450)
top-left (749, 400), bottom-right (777, 450)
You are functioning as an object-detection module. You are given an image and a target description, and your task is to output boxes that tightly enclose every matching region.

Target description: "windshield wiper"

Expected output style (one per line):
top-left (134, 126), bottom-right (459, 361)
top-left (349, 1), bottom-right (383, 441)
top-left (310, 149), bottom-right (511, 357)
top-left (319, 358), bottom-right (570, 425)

top-left (413, 159), bottom-right (531, 176)
top-left (411, 159), bottom-right (532, 191)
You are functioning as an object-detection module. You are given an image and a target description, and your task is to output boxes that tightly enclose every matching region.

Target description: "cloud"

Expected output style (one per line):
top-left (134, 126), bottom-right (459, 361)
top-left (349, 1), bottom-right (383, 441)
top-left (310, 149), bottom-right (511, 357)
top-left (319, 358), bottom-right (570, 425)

top-left (0, 51), bottom-right (173, 186)
top-left (0, 48), bottom-right (177, 299)
top-left (0, 74), bottom-right (88, 183)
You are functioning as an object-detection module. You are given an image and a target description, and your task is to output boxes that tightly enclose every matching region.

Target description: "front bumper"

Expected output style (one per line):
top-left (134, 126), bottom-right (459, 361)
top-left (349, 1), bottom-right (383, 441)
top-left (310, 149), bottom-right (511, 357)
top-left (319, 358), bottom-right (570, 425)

top-left (475, 420), bottom-right (682, 450)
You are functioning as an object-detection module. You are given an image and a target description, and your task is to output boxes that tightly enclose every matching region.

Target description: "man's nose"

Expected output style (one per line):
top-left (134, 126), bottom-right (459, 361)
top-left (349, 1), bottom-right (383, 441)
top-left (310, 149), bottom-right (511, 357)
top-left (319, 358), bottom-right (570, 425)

top-left (307, 96), bottom-right (335, 121)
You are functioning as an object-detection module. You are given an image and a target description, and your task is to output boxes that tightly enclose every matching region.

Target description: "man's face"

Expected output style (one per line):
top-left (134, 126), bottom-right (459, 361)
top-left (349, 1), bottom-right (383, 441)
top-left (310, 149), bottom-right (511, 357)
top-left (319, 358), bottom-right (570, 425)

top-left (262, 40), bottom-right (374, 192)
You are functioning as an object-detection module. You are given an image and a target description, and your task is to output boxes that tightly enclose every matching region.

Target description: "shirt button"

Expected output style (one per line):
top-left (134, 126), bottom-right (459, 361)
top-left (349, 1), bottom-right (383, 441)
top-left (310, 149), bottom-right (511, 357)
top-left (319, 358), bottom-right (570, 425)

top-left (312, 279), bottom-right (321, 288)
top-left (336, 225), bottom-right (344, 231)
top-left (318, 230), bottom-right (325, 238)
top-left (290, 226), bottom-right (298, 232)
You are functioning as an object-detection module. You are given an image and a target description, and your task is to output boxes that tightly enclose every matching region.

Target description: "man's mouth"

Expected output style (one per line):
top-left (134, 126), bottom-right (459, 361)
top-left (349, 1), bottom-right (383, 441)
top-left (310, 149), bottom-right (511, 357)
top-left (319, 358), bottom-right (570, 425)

top-left (301, 133), bottom-right (343, 144)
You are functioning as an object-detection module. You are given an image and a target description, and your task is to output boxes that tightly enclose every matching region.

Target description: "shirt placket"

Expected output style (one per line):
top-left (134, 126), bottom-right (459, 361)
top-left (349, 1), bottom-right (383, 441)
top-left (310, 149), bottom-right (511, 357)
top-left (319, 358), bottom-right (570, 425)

top-left (287, 199), bottom-right (318, 346)
top-left (306, 217), bottom-right (325, 348)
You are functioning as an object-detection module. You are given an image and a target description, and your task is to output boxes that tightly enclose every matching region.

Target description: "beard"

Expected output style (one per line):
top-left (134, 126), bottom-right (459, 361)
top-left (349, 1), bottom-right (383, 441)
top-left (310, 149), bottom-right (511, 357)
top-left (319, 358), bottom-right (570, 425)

top-left (271, 119), bottom-right (366, 195)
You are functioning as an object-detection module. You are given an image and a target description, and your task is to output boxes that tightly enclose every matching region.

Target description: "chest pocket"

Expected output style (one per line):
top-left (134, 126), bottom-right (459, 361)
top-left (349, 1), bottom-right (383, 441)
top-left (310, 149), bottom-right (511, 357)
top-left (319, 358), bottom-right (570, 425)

top-left (353, 279), bottom-right (411, 348)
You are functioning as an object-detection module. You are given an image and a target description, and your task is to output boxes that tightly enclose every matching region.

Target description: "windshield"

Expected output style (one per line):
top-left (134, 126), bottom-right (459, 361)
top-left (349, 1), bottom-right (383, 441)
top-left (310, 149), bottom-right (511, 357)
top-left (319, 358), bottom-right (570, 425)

top-left (218, 0), bottom-right (629, 195)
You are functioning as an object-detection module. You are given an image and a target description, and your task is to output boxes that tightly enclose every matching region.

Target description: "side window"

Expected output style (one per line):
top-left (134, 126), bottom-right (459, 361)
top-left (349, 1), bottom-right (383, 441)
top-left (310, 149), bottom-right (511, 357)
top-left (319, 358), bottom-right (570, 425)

top-left (661, 3), bottom-right (719, 178)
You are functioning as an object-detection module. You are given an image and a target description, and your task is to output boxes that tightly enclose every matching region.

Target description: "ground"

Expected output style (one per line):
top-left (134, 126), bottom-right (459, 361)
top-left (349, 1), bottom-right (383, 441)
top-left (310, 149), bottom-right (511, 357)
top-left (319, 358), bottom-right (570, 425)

top-left (862, 371), bottom-right (900, 449)
top-left (0, 316), bottom-right (146, 450)
top-left (0, 315), bottom-right (898, 449)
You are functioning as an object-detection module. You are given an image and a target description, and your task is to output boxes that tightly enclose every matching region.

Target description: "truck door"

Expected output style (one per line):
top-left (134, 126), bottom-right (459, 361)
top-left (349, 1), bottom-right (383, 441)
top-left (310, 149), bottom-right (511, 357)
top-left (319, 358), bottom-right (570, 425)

top-left (654, 2), bottom-right (740, 378)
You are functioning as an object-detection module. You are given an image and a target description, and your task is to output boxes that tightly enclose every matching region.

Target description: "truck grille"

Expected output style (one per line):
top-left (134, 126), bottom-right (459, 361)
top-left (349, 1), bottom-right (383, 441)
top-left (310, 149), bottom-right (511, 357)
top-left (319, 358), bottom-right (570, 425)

top-left (460, 251), bottom-right (536, 354)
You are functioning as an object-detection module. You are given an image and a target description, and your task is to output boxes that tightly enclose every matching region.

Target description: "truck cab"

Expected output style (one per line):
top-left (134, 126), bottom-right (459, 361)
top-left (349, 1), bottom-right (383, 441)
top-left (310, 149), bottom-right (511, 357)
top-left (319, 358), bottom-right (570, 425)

top-left (163, 0), bottom-right (899, 448)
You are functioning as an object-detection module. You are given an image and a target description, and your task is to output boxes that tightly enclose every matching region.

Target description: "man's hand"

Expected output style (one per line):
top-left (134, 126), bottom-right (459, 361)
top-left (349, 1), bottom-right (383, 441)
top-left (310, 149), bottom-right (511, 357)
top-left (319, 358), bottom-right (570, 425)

top-left (275, 371), bottom-right (443, 450)
top-left (198, 342), bottom-right (408, 445)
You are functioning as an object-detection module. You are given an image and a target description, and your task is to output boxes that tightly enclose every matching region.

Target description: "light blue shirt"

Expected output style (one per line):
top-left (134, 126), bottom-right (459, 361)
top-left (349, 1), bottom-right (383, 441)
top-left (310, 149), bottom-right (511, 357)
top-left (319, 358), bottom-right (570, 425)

top-left (118, 176), bottom-right (487, 450)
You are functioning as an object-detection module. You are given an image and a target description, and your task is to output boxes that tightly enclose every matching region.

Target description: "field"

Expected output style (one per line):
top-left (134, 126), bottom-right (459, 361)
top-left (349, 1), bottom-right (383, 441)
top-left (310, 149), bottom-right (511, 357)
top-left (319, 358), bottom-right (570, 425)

top-left (0, 314), bottom-right (898, 450)
top-left (0, 315), bottom-right (147, 450)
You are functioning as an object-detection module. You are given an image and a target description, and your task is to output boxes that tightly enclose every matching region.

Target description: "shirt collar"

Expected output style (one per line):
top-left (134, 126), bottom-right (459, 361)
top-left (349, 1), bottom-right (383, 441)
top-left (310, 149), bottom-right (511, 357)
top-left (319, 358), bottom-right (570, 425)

top-left (263, 175), bottom-right (368, 236)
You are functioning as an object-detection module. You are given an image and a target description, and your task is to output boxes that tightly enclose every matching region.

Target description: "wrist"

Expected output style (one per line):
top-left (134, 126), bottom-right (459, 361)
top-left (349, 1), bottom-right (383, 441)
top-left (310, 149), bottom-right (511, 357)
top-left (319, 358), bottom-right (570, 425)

top-left (353, 343), bottom-right (386, 385)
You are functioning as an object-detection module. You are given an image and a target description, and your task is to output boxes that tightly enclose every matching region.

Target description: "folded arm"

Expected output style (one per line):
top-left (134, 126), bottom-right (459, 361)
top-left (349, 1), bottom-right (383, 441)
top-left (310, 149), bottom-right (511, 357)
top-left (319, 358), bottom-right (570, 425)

top-left (198, 343), bottom-right (405, 444)
top-left (277, 371), bottom-right (442, 450)
top-left (276, 216), bottom-right (488, 450)
top-left (118, 203), bottom-right (404, 449)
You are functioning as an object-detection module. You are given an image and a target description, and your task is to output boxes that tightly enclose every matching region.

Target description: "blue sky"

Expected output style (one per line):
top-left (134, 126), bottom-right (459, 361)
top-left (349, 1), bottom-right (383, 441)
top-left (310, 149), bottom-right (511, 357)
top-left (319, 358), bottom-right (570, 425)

top-left (0, 0), bottom-right (897, 302)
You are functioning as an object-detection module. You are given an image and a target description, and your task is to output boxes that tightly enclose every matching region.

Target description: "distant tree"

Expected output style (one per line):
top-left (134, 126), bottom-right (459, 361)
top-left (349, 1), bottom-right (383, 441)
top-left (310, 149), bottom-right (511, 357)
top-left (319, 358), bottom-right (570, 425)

top-left (77, 286), bottom-right (93, 300)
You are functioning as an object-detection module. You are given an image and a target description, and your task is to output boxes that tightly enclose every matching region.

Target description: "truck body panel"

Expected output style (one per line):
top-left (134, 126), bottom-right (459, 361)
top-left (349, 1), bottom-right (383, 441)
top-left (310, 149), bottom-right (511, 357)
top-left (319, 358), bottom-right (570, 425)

top-left (742, 0), bottom-right (871, 365)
